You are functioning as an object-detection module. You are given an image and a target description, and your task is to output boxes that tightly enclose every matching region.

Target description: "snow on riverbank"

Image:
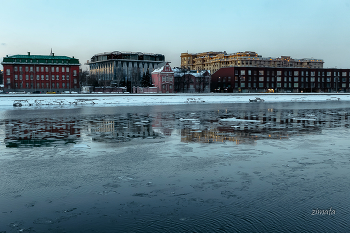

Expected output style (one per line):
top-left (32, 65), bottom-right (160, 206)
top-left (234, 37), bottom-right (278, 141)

top-left (0, 93), bottom-right (349, 108)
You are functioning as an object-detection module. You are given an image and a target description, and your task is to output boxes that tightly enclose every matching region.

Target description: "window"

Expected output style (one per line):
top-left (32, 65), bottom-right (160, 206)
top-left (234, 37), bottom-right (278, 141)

top-left (74, 78), bottom-right (77, 84)
top-left (46, 75), bottom-right (49, 80)
top-left (6, 69), bottom-right (10, 75)
top-left (41, 83), bottom-right (44, 88)
top-left (67, 83), bottom-right (69, 88)
top-left (311, 71), bottom-right (315, 76)
top-left (162, 76), bottom-right (165, 82)
top-left (36, 75), bottom-right (39, 80)
top-left (62, 75), bottom-right (65, 80)
top-left (41, 67), bottom-right (44, 72)
top-left (26, 75), bottom-right (29, 80)
top-left (30, 75), bottom-right (33, 80)
top-left (41, 75), bottom-right (44, 80)
top-left (37, 83), bottom-right (39, 88)
top-left (311, 77), bottom-right (315, 82)
top-left (248, 70), bottom-right (251, 75)
top-left (342, 83), bottom-right (346, 88)
top-left (259, 70), bottom-right (264, 75)
top-left (52, 83), bottom-right (55, 88)
top-left (67, 75), bottom-right (69, 80)
top-left (15, 75), bottom-right (18, 80)
top-left (73, 70), bottom-right (77, 76)
top-left (66, 67), bottom-right (69, 72)
top-left (45, 67), bottom-right (48, 72)
top-left (26, 83), bottom-right (29, 88)
top-left (14, 67), bottom-right (18, 72)
top-left (294, 83), bottom-right (298, 87)
top-left (277, 77), bottom-right (281, 82)
top-left (342, 72), bottom-right (347, 76)
top-left (30, 67), bottom-right (33, 72)
top-left (294, 71), bottom-right (299, 76)
top-left (241, 83), bottom-right (245, 87)
top-left (57, 83), bottom-right (59, 88)
top-left (284, 77), bottom-right (287, 82)
top-left (277, 71), bottom-right (281, 76)
top-left (277, 83), bottom-right (281, 87)
top-left (52, 75), bottom-right (55, 80)
top-left (63, 83), bottom-right (65, 88)
top-left (36, 67), bottom-right (39, 72)
top-left (62, 67), bottom-right (65, 72)
top-left (259, 83), bottom-right (264, 87)
top-left (259, 77), bottom-right (264, 81)
top-left (327, 72), bottom-right (331, 76)
top-left (52, 67), bottom-right (54, 72)
top-left (56, 67), bottom-right (59, 72)
top-left (56, 75), bottom-right (59, 80)
top-left (25, 67), bottom-right (29, 72)
top-left (240, 70), bottom-right (245, 75)
top-left (19, 67), bottom-right (22, 72)
top-left (294, 77), bottom-right (298, 82)
top-left (46, 83), bottom-right (49, 88)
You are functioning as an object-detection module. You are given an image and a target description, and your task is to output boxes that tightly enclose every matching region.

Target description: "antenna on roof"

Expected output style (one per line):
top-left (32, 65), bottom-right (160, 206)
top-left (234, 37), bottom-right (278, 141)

top-left (50, 48), bottom-right (53, 56)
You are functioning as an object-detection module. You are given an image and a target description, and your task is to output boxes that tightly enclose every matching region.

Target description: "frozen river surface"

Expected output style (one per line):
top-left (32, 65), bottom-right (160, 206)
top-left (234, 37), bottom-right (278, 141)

top-left (0, 102), bottom-right (349, 232)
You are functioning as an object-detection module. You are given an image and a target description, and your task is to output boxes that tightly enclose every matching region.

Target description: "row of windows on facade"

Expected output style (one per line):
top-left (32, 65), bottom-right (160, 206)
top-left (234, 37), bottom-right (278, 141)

top-left (235, 70), bottom-right (347, 77)
top-left (10, 74), bottom-right (77, 81)
top-left (218, 83), bottom-right (348, 88)
top-left (161, 76), bottom-right (173, 82)
top-left (218, 77), bottom-right (349, 83)
top-left (12, 59), bottom-right (70, 63)
top-left (10, 82), bottom-right (74, 88)
top-left (162, 84), bottom-right (173, 90)
top-left (6, 67), bottom-right (76, 75)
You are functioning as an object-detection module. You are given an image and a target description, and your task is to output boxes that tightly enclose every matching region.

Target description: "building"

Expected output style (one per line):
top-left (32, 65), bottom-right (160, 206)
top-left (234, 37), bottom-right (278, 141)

top-left (88, 51), bottom-right (165, 91)
top-left (1, 52), bottom-right (80, 93)
top-left (173, 68), bottom-right (211, 93)
top-left (181, 51), bottom-right (324, 74)
top-left (151, 62), bottom-right (174, 93)
top-left (211, 66), bottom-right (350, 93)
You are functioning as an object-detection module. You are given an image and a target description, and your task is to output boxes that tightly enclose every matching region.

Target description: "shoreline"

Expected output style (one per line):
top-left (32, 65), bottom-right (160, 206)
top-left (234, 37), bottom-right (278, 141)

top-left (0, 93), bottom-right (350, 108)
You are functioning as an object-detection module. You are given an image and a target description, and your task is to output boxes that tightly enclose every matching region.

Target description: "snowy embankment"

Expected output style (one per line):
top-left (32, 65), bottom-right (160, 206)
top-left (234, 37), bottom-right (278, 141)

top-left (0, 93), bottom-right (349, 108)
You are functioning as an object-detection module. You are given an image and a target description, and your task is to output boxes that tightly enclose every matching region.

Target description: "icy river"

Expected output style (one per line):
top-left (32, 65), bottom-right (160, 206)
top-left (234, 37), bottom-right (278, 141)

top-left (0, 102), bottom-right (349, 232)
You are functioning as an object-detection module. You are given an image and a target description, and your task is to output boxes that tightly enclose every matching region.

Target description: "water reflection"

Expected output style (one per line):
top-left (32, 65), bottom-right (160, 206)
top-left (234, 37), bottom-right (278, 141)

top-left (2, 103), bottom-right (350, 147)
top-left (4, 118), bottom-right (80, 147)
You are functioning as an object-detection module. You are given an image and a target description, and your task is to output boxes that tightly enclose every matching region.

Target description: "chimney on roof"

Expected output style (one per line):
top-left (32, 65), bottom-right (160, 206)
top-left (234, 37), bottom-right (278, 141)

top-left (52, 53), bottom-right (54, 56)
top-left (28, 52), bottom-right (30, 56)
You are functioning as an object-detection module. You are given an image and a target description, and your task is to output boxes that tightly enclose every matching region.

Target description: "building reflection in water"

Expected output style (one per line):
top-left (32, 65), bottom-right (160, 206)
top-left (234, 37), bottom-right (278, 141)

top-left (87, 113), bottom-right (162, 142)
top-left (3, 106), bottom-right (350, 147)
top-left (179, 107), bottom-right (349, 144)
top-left (4, 118), bottom-right (81, 147)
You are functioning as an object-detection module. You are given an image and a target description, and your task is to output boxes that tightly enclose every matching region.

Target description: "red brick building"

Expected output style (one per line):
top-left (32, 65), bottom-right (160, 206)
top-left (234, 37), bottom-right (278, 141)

top-left (1, 52), bottom-right (80, 93)
top-left (151, 62), bottom-right (174, 93)
top-left (211, 67), bottom-right (350, 93)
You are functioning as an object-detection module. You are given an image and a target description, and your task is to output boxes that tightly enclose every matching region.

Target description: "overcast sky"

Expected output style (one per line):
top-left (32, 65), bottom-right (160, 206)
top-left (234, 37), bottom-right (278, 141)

top-left (1, 0), bottom-right (349, 70)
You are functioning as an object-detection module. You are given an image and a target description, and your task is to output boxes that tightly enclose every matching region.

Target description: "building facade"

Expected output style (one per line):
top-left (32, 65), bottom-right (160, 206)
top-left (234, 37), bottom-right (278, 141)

top-left (173, 68), bottom-right (211, 93)
top-left (1, 52), bottom-right (80, 93)
top-left (211, 67), bottom-right (350, 93)
top-left (181, 51), bottom-right (324, 74)
top-left (88, 51), bottom-right (165, 90)
top-left (151, 62), bottom-right (174, 93)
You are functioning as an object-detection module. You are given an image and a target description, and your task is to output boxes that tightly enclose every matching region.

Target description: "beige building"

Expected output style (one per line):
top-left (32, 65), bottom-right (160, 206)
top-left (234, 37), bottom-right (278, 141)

top-left (181, 51), bottom-right (324, 74)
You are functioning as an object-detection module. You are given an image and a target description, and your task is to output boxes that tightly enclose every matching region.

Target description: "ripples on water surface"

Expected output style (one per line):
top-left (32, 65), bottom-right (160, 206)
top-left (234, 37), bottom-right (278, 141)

top-left (0, 102), bottom-right (349, 232)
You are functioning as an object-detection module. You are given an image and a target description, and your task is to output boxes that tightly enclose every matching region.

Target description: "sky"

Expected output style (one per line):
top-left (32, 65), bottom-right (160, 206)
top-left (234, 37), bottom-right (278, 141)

top-left (0, 0), bottom-right (350, 71)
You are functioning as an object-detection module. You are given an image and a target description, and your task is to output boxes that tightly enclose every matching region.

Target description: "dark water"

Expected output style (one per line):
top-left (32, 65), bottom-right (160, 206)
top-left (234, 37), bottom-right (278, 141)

top-left (0, 102), bottom-right (349, 232)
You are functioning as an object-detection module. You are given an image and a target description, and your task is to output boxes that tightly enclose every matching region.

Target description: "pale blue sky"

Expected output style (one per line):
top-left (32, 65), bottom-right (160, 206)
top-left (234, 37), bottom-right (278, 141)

top-left (1, 0), bottom-right (349, 70)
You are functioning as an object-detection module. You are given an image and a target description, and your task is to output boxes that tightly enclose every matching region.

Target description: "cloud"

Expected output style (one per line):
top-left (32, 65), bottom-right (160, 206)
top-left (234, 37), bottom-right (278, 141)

top-left (1, 43), bottom-right (6, 46)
